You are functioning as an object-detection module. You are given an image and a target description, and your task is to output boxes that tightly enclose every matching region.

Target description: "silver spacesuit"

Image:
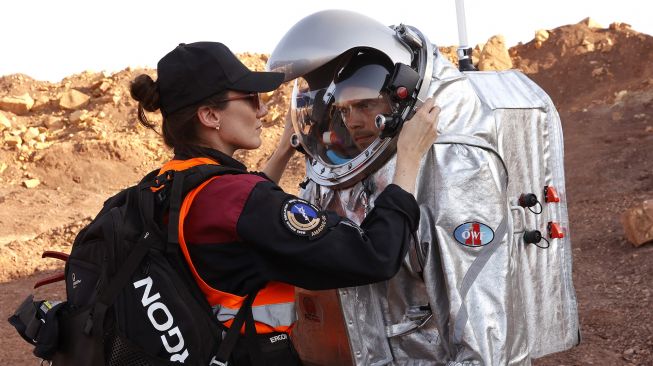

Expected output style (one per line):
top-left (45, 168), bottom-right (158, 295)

top-left (268, 9), bottom-right (579, 366)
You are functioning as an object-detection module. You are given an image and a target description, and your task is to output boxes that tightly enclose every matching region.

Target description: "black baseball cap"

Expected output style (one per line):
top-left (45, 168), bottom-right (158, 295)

top-left (157, 41), bottom-right (284, 116)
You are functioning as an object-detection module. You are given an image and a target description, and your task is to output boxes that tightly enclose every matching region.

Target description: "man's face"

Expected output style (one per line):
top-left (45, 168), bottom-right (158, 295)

top-left (335, 96), bottom-right (390, 150)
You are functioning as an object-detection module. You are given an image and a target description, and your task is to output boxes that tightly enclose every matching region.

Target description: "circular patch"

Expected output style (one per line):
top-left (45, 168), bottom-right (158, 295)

top-left (281, 198), bottom-right (327, 239)
top-left (453, 221), bottom-right (495, 247)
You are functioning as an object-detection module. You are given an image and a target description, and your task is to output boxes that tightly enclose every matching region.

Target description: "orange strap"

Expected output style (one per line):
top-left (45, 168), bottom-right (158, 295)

top-left (152, 157), bottom-right (219, 192)
top-left (158, 157), bottom-right (294, 333)
top-left (159, 157), bottom-right (219, 174)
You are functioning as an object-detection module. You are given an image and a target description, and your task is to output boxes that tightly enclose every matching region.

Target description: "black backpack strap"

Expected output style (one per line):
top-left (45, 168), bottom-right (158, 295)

top-left (212, 287), bottom-right (262, 366)
top-left (244, 295), bottom-right (266, 366)
top-left (167, 169), bottom-right (186, 246)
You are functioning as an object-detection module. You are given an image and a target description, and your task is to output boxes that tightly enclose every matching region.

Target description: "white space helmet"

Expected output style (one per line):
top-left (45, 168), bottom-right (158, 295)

top-left (268, 10), bottom-right (433, 188)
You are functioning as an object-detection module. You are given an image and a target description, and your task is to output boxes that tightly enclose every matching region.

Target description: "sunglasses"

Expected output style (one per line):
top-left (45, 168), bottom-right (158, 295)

top-left (215, 93), bottom-right (261, 110)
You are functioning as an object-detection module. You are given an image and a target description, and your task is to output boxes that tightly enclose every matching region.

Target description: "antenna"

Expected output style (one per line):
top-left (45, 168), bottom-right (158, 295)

top-left (455, 0), bottom-right (477, 71)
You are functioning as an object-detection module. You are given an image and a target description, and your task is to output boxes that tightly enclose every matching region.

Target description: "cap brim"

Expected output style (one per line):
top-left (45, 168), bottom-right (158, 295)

top-left (231, 71), bottom-right (285, 93)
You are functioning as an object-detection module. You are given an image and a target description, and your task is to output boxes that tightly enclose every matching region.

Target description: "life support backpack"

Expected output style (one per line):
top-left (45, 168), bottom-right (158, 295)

top-left (8, 162), bottom-right (252, 366)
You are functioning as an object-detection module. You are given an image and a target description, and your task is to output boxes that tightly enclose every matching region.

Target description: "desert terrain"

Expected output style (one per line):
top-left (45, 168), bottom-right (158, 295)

top-left (1, 18), bottom-right (651, 365)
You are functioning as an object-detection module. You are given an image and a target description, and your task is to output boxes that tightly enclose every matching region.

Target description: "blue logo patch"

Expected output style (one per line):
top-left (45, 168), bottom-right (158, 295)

top-left (454, 222), bottom-right (495, 247)
top-left (281, 199), bottom-right (327, 239)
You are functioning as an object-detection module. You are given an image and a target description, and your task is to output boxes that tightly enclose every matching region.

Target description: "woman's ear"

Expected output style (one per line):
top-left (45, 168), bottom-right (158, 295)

top-left (197, 106), bottom-right (221, 129)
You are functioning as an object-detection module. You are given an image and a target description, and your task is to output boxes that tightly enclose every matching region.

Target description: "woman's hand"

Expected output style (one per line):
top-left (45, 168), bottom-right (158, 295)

top-left (392, 97), bottom-right (440, 194)
top-left (277, 110), bottom-right (296, 155)
top-left (262, 110), bottom-right (296, 183)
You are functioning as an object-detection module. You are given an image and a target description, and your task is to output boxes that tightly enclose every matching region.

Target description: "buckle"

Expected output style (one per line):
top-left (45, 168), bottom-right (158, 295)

top-left (153, 172), bottom-right (175, 202)
top-left (153, 171), bottom-right (174, 188)
top-left (209, 356), bottom-right (228, 366)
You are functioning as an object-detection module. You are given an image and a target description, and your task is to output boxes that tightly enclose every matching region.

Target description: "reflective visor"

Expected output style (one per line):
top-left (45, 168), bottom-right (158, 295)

top-left (291, 63), bottom-right (392, 166)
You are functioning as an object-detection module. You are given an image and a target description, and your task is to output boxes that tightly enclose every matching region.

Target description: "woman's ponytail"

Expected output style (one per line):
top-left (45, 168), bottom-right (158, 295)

top-left (130, 74), bottom-right (160, 129)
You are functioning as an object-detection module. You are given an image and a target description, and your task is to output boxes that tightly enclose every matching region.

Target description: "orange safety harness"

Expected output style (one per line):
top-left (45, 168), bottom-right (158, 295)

top-left (157, 158), bottom-right (296, 334)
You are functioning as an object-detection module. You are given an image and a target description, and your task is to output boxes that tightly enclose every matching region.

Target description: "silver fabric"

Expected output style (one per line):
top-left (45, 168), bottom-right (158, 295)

top-left (272, 10), bottom-right (434, 189)
top-left (212, 301), bottom-right (296, 328)
top-left (268, 10), bottom-right (413, 81)
top-left (291, 49), bottom-right (579, 365)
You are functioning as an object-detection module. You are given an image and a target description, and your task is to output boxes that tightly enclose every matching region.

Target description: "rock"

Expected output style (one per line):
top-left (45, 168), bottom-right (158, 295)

top-left (0, 93), bottom-right (34, 115)
top-left (22, 127), bottom-right (40, 142)
top-left (58, 89), bottom-right (90, 110)
top-left (579, 17), bottom-right (603, 29)
top-left (621, 200), bottom-right (653, 247)
top-left (43, 116), bottom-right (64, 129)
top-left (97, 80), bottom-right (112, 93)
top-left (478, 35), bottom-right (513, 71)
top-left (0, 111), bottom-right (11, 131)
top-left (69, 109), bottom-right (90, 124)
top-left (535, 29), bottom-right (549, 49)
top-left (582, 39), bottom-right (595, 52)
top-left (609, 22), bottom-right (632, 31)
top-left (535, 30), bottom-right (549, 43)
top-left (23, 178), bottom-right (41, 189)
top-left (597, 37), bottom-right (614, 52)
top-left (15, 125), bottom-right (26, 135)
top-left (614, 90), bottom-right (628, 103)
top-left (31, 95), bottom-right (51, 112)
top-left (4, 134), bottom-right (22, 148)
top-left (0, 162), bottom-right (7, 174)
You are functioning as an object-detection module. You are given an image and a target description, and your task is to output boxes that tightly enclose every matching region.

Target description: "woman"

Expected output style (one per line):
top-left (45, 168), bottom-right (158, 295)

top-left (130, 41), bottom-right (440, 366)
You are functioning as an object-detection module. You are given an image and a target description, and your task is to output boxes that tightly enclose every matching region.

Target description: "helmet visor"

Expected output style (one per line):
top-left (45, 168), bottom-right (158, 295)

top-left (291, 63), bottom-right (392, 166)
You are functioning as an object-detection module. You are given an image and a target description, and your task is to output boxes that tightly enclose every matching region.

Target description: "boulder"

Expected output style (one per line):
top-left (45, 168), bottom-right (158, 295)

top-left (579, 17), bottom-right (603, 29)
top-left (478, 35), bottom-right (513, 71)
top-left (621, 200), bottom-right (653, 247)
top-left (59, 89), bottom-right (90, 110)
top-left (0, 93), bottom-right (34, 115)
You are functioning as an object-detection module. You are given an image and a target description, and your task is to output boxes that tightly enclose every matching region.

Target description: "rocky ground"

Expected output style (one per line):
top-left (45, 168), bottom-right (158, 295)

top-left (1, 18), bottom-right (651, 365)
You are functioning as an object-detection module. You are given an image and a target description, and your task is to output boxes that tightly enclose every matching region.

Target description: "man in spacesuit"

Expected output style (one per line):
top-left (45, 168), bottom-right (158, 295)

top-left (268, 9), bottom-right (579, 366)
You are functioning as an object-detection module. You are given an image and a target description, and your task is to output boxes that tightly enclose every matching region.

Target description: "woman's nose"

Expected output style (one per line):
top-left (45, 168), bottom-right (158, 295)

top-left (256, 102), bottom-right (268, 118)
